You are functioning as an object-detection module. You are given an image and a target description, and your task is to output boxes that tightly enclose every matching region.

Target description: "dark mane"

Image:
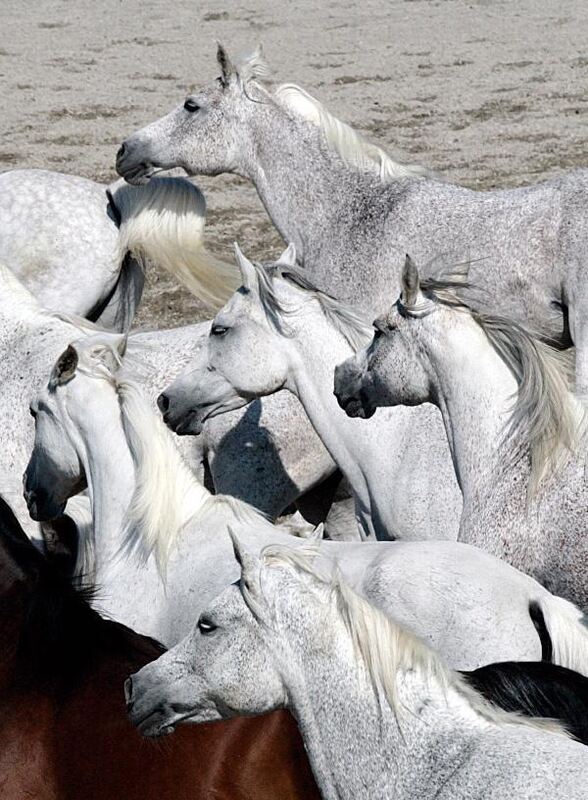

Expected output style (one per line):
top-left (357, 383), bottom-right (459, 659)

top-left (0, 496), bottom-right (163, 692)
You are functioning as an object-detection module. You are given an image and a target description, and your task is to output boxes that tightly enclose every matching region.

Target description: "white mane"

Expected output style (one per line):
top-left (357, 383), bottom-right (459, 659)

top-left (274, 83), bottom-right (432, 183)
top-left (93, 357), bottom-right (294, 571)
top-left (110, 176), bottom-right (239, 310)
top-left (258, 546), bottom-right (566, 736)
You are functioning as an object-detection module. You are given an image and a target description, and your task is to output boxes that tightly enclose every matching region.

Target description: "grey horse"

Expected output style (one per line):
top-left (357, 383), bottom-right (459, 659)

top-left (127, 540), bottom-right (588, 800)
top-left (334, 257), bottom-right (588, 610)
top-left (117, 44), bottom-right (588, 394)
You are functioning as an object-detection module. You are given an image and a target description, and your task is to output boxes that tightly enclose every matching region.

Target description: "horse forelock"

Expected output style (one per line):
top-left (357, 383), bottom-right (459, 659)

top-left (254, 545), bottom-right (566, 737)
top-left (235, 46), bottom-right (272, 86)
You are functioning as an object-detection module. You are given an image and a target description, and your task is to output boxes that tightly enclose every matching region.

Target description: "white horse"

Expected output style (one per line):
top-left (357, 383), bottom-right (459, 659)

top-left (335, 257), bottom-right (588, 610)
top-left (160, 243), bottom-right (461, 542)
top-left (23, 335), bottom-right (588, 668)
top-left (0, 260), bottom-right (339, 540)
top-left (0, 169), bottom-right (344, 524)
top-left (126, 540), bottom-right (588, 800)
top-left (0, 168), bottom-right (236, 329)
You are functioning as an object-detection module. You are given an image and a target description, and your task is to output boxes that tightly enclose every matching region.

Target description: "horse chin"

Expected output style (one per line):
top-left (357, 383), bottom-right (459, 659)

top-left (163, 408), bottom-right (205, 437)
top-left (335, 393), bottom-right (376, 420)
top-left (121, 165), bottom-right (156, 186)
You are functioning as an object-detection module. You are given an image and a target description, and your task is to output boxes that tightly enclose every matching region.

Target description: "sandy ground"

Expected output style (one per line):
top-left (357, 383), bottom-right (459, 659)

top-left (1, 0), bottom-right (588, 326)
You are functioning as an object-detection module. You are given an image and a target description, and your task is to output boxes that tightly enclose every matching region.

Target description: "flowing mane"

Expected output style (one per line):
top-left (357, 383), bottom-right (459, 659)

top-left (405, 271), bottom-right (584, 495)
top-left (73, 338), bottom-right (294, 572)
top-left (274, 84), bottom-right (432, 183)
top-left (257, 545), bottom-right (566, 736)
top-left (251, 259), bottom-right (372, 351)
top-left (110, 176), bottom-right (239, 309)
top-left (234, 48), bottom-right (431, 183)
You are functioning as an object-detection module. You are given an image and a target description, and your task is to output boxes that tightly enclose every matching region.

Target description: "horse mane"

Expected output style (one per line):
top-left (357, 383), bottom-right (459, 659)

top-left (74, 351), bottom-right (293, 575)
top-left (0, 494), bottom-right (162, 690)
top-left (232, 48), bottom-right (431, 183)
top-left (274, 84), bottom-right (432, 183)
top-left (251, 259), bottom-right (372, 351)
top-left (109, 176), bottom-right (239, 310)
top-left (409, 271), bottom-right (583, 495)
top-left (257, 545), bottom-right (566, 737)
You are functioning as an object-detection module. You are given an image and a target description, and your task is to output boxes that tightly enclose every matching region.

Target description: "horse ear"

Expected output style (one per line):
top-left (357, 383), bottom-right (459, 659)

top-left (233, 242), bottom-right (258, 292)
top-left (401, 254), bottom-right (421, 308)
top-left (311, 522), bottom-right (325, 541)
top-left (228, 526), bottom-right (262, 598)
top-left (278, 242), bottom-right (297, 267)
top-left (49, 345), bottom-right (79, 389)
top-left (216, 42), bottom-right (235, 86)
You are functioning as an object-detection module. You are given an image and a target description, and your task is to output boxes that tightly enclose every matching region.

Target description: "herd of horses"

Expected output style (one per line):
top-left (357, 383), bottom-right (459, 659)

top-left (1, 43), bottom-right (588, 798)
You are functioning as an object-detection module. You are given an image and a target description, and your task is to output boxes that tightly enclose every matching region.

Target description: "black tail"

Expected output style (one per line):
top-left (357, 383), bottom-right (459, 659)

top-left (529, 600), bottom-right (553, 662)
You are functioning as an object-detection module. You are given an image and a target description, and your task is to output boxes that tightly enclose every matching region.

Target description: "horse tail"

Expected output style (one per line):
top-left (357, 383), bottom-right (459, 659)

top-left (107, 177), bottom-right (238, 310)
top-left (531, 596), bottom-right (588, 677)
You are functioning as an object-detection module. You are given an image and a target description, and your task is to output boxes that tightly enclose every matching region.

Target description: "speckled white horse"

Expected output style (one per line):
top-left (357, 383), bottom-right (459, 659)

top-left (335, 257), bottom-right (588, 610)
top-left (126, 541), bottom-right (588, 800)
top-left (118, 44), bottom-right (588, 394)
top-left (0, 168), bottom-right (236, 329)
top-left (160, 243), bottom-right (461, 542)
top-left (22, 333), bottom-right (588, 666)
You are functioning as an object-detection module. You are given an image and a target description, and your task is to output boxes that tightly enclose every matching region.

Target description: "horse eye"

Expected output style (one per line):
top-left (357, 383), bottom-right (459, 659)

top-left (198, 617), bottom-right (217, 635)
top-left (211, 324), bottom-right (229, 337)
top-left (184, 99), bottom-right (200, 113)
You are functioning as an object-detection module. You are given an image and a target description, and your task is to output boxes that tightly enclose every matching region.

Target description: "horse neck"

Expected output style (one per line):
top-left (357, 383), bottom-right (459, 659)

top-left (77, 406), bottom-right (135, 572)
top-left (238, 105), bottom-right (361, 261)
top-left (424, 322), bottom-right (521, 511)
top-left (287, 630), bottom-right (484, 800)
top-left (283, 311), bottom-right (381, 534)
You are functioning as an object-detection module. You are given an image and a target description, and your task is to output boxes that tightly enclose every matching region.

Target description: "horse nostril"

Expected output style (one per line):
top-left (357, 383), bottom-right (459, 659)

top-left (116, 143), bottom-right (127, 163)
top-left (157, 392), bottom-right (170, 413)
top-left (124, 676), bottom-right (134, 706)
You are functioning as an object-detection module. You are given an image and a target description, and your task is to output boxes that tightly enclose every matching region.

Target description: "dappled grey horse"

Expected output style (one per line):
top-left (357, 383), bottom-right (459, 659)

top-left (0, 168), bottom-right (236, 330)
top-left (118, 44), bottom-right (588, 394)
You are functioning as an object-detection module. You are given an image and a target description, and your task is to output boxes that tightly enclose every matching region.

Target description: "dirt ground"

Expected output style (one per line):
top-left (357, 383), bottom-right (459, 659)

top-left (1, 0), bottom-right (588, 327)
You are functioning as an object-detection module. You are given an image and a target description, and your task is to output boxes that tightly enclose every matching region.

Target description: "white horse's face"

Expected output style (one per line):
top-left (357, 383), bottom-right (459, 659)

top-left (207, 286), bottom-right (291, 398)
top-left (116, 45), bottom-right (255, 184)
top-left (24, 347), bottom-right (85, 520)
top-left (126, 581), bottom-right (286, 737)
top-left (24, 340), bottom-right (123, 520)
top-left (158, 338), bottom-right (252, 437)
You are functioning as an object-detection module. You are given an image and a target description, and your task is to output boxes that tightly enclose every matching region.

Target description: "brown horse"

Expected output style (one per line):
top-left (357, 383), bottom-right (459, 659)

top-left (0, 497), bottom-right (320, 800)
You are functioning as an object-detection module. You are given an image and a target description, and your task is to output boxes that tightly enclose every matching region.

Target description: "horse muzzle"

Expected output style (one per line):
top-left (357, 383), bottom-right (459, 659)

top-left (115, 140), bottom-right (156, 185)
